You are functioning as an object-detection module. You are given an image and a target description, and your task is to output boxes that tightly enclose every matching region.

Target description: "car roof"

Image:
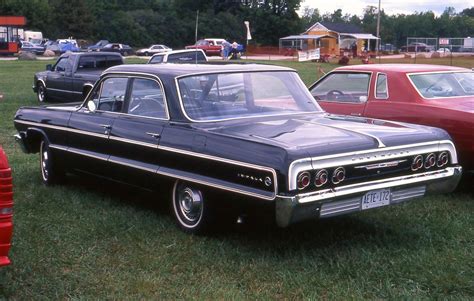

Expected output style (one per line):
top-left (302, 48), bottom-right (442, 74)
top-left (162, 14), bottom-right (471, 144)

top-left (105, 63), bottom-right (294, 78)
top-left (334, 64), bottom-right (469, 74)
top-left (59, 52), bottom-right (122, 58)
top-left (151, 49), bottom-right (204, 56)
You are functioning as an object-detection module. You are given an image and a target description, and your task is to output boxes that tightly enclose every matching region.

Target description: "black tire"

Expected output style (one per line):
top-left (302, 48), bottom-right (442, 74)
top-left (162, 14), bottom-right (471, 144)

top-left (145, 51), bottom-right (149, 56)
top-left (39, 140), bottom-right (64, 185)
top-left (171, 180), bottom-right (214, 234)
top-left (37, 82), bottom-right (48, 103)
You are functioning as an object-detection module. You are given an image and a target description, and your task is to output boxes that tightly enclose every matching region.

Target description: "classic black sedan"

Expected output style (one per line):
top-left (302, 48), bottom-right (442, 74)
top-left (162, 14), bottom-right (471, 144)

top-left (14, 64), bottom-right (462, 233)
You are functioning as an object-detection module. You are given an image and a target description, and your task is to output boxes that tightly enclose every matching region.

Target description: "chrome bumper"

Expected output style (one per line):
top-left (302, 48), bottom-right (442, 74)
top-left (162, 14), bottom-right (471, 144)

top-left (14, 133), bottom-right (30, 153)
top-left (275, 166), bottom-right (462, 227)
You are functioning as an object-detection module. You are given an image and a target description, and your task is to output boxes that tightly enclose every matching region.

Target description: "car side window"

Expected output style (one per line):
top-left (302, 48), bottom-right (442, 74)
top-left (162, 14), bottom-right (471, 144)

top-left (149, 55), bottom-right (164, 64)
top-left (95, 77), bottom-right (128, 112)
top-left (375, 73), bottom-right (388, 99)
top-left (78, 56), bottom-right (95, 69)
top-left (311, 73), bottom-right (370, 103)
top-left (54, 58), bottom-right (68, 72)
top-left (127, 78), bottom-right (167, 119)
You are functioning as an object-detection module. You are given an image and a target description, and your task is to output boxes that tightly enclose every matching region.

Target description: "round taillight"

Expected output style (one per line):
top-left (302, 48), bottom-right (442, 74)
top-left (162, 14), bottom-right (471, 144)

top-left (332, 167), bottom-right (345, 184)
top-left (437, 152), bottom-right (449, 167)
top-left (411, 155), bottom-right (423, 171)
top-left (297, 172), bottom-right (311, 190)
top-left (424, 153), bottom-right (436, 169)
top-left (314, 169), bottom-right (328, 187)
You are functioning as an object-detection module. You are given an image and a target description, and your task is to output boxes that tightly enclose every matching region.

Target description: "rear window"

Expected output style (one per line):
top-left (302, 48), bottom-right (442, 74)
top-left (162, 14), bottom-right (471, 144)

top-left (409, 72), bottom-right (474, 98)
top-left (167, 52), bottom-right (206, 63)
top-left (79, 55), bottom-right (122, 69)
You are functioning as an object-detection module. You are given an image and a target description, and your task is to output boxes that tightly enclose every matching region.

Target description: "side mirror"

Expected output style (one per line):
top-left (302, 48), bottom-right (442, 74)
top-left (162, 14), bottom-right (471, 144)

top-left (359, 96), bottom-right (368, 103)
top-left (87, 100), bottom-right (97, 112)
top-left (46, 64), bottom-right (52, 71)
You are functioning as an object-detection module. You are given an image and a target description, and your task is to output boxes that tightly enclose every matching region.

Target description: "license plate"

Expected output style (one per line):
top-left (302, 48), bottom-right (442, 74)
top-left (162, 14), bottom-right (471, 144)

top-left (361, 189), bottom-right (391, 210)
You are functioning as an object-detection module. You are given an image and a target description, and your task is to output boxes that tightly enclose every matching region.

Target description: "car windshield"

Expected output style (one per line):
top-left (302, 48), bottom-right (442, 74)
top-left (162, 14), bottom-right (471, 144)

top-left (409, 72), bottom-right (474, 98)
top-left (178, 71), bottom-right (322, 121)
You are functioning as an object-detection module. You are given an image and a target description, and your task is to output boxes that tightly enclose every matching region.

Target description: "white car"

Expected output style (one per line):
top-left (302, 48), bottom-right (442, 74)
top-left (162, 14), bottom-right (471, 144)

top-left (436, 48), bottom-right (451, 53)
top-left (136, 44), bottom-right (172, 56)
top-left (147, 49), bottom-right (208, 64)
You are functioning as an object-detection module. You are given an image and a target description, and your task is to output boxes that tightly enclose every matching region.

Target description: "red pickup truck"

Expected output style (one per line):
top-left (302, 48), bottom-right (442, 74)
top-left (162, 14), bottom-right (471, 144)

top-left (185, 38), bottom-right (225, 56)
top-left (0, 147), bottom-right (13, 266)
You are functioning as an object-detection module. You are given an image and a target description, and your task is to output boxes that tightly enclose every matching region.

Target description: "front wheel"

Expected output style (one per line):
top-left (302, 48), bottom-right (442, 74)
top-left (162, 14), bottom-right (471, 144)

top-left (40, 140), bottom-right (64, 185)
top-left (37, 82), bottom-right (47, 102)
top-left (171, 181), bottom-right (214, 234)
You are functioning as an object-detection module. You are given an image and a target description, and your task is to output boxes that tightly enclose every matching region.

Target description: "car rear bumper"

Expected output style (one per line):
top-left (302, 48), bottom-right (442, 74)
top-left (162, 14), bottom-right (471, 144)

top-left (275, 166), bottom-right (462, 227)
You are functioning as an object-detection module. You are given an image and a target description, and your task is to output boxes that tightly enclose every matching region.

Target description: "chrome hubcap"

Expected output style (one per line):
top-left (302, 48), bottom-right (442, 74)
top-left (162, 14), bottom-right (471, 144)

top-left (177, 187), bottom-right (202, 223)
top-left (38, 86), bottom-right (45, 102)
top-left (40, 143), bottom-right (49, 180)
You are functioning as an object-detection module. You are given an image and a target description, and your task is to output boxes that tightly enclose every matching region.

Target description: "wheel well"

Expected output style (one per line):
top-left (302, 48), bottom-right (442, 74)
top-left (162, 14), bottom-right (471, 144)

top-left (25, 129), bottom-right (47, 153)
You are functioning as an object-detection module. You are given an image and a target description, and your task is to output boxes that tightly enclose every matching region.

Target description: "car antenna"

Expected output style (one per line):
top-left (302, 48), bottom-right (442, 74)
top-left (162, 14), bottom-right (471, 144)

top-left (195, 10), bottom-right (199, 65)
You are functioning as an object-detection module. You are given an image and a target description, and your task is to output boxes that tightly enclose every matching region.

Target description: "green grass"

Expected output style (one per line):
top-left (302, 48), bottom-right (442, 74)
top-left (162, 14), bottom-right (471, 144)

top-left (0, 58), bottom-right (473, 299)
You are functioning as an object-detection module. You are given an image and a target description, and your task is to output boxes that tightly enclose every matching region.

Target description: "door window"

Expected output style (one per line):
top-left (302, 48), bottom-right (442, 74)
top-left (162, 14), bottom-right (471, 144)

top-left (311, 72), bottom-right (371, 103)
top-left (54, 58), bottom-right (68, 72)
top-left (375, 73), bottom-right (388, 99)
top-left (127, 78), bottom-right (167, 119)
top-left (89, 77), bottom-right (128, 112)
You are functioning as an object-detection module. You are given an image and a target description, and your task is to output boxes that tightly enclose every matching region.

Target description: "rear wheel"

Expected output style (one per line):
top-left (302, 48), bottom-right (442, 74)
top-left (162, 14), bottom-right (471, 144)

top-left (37, 82), bottom-right (47, 102)
top-left (40, 140), bottom-right (64, 185)
top-left (171, 180), bottom-right (214, 234)
top-left (145, 51), bottom-right (149, 56)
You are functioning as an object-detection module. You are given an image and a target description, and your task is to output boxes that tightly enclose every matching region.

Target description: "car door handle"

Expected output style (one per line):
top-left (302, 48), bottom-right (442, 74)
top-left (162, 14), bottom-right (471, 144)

top-left (146, 132), bottom-right (161, 139)
top-left (100, 124), bottom-right (112, 129)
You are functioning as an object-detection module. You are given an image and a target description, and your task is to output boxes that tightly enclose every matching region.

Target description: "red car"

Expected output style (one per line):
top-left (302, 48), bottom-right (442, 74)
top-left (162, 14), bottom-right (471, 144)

top-left (185, 38), bottom-right (225, 56)
top-left (0, 147), bottom-right (13, 266)
top-left (309, 64), bottom-right (474, 171)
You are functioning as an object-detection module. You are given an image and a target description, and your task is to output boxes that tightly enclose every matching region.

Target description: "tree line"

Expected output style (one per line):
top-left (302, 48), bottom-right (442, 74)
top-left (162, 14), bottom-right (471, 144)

top-left (0, 0), bottom-right (472, 48)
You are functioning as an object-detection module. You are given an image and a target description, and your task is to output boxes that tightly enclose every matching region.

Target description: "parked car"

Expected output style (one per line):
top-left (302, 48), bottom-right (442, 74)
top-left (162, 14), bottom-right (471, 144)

top-left (57, 39), bottom-right (80, 53)
top-left (33, 52), bottom-right (123, 102)
top-left (87, 40), bottom-right (109, 52)
top-left (185, 38), bottom-right (225, 56)
top-left (436, 48), bottom-right (451, 53)
top-left (401, 42), bottom-right (434, 52)
top-left (43, 40), bottom-right (60, 55)
top-left (20, 41), bottom-right (45, 55)
top-left (309, 64), bottom-right (474, 171)
top-left (0, 146), bottom-right (13, 266)
top-left (136, 44), bottom-right (172, 56)
top-left (99, 43), bottom-right (134, 56)
top-left (148, 49), bottom-right (208, 64)
top-left (14, 64), bottom-right (462, 234)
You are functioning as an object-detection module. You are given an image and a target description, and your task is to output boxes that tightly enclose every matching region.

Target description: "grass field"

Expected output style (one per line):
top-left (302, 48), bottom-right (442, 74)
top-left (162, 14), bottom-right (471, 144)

top-left (0, 57), bottom-right (473, 299)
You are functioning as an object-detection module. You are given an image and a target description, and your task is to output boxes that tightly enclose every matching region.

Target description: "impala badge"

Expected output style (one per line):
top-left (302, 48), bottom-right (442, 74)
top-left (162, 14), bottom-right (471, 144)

top-left (355, 160), bottom-right (406, 170)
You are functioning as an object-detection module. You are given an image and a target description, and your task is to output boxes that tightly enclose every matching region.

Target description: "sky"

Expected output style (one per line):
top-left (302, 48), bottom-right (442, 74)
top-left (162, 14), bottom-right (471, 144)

top-left (299, 0), bottom-right (472, 16)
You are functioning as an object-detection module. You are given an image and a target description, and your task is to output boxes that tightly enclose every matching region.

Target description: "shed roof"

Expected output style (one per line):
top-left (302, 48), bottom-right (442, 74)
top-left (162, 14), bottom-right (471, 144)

top-left (279, 34), bottom-right (334, 40)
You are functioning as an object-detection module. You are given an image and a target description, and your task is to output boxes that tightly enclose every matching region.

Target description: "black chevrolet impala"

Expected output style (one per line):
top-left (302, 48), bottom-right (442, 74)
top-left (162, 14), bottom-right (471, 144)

top-left (14, 64), bottom-right (462, 233)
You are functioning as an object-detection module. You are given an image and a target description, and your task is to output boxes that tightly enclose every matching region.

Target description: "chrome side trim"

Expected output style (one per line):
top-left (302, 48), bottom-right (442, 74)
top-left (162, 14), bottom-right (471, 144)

top-left (15, 120), bottom-right (108, 140)
top-left (47, 87), bottom-right (83, 95)
top-left (290, 167), bottom-right (458, 204)
top-left (288, 140), bottom-right (457, 190)
top-left (109, 136), bottom-right (158, 149)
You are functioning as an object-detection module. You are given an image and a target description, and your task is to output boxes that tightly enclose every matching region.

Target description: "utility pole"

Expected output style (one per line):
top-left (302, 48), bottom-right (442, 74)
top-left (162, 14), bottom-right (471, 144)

top-left (376, 0), bottom-right (381, 61)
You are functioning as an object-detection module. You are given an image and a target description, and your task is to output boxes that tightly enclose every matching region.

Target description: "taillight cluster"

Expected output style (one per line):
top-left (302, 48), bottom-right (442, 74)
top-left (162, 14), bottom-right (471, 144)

top-left (297, 167), bottom-right (346, 190)
top-left (0, 167), bottom-right (13, 218)
top-left (411, 152), bottom-right (449, 171)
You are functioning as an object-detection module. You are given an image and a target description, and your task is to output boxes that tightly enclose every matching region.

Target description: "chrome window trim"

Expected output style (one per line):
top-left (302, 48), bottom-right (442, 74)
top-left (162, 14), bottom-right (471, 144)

top-left (406, 70), bottom-right (474, 100)
top-left (288, 140), bottom-right (458, 190)
top-left (310, 71), bottom-right (373, 104)
top-left (79, 72), bottom-right (171, 121)
top-left (374, 72), bottom-right (389, 100)
top-left (15, 120), bottom-right (278, 199)
top-left (174, 70), bottom-right (322, 123)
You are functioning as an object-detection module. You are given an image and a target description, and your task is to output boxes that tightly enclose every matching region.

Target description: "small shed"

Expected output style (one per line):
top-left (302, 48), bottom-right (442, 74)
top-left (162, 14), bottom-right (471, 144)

top-left (279, 22), bottom-right (379, 57)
